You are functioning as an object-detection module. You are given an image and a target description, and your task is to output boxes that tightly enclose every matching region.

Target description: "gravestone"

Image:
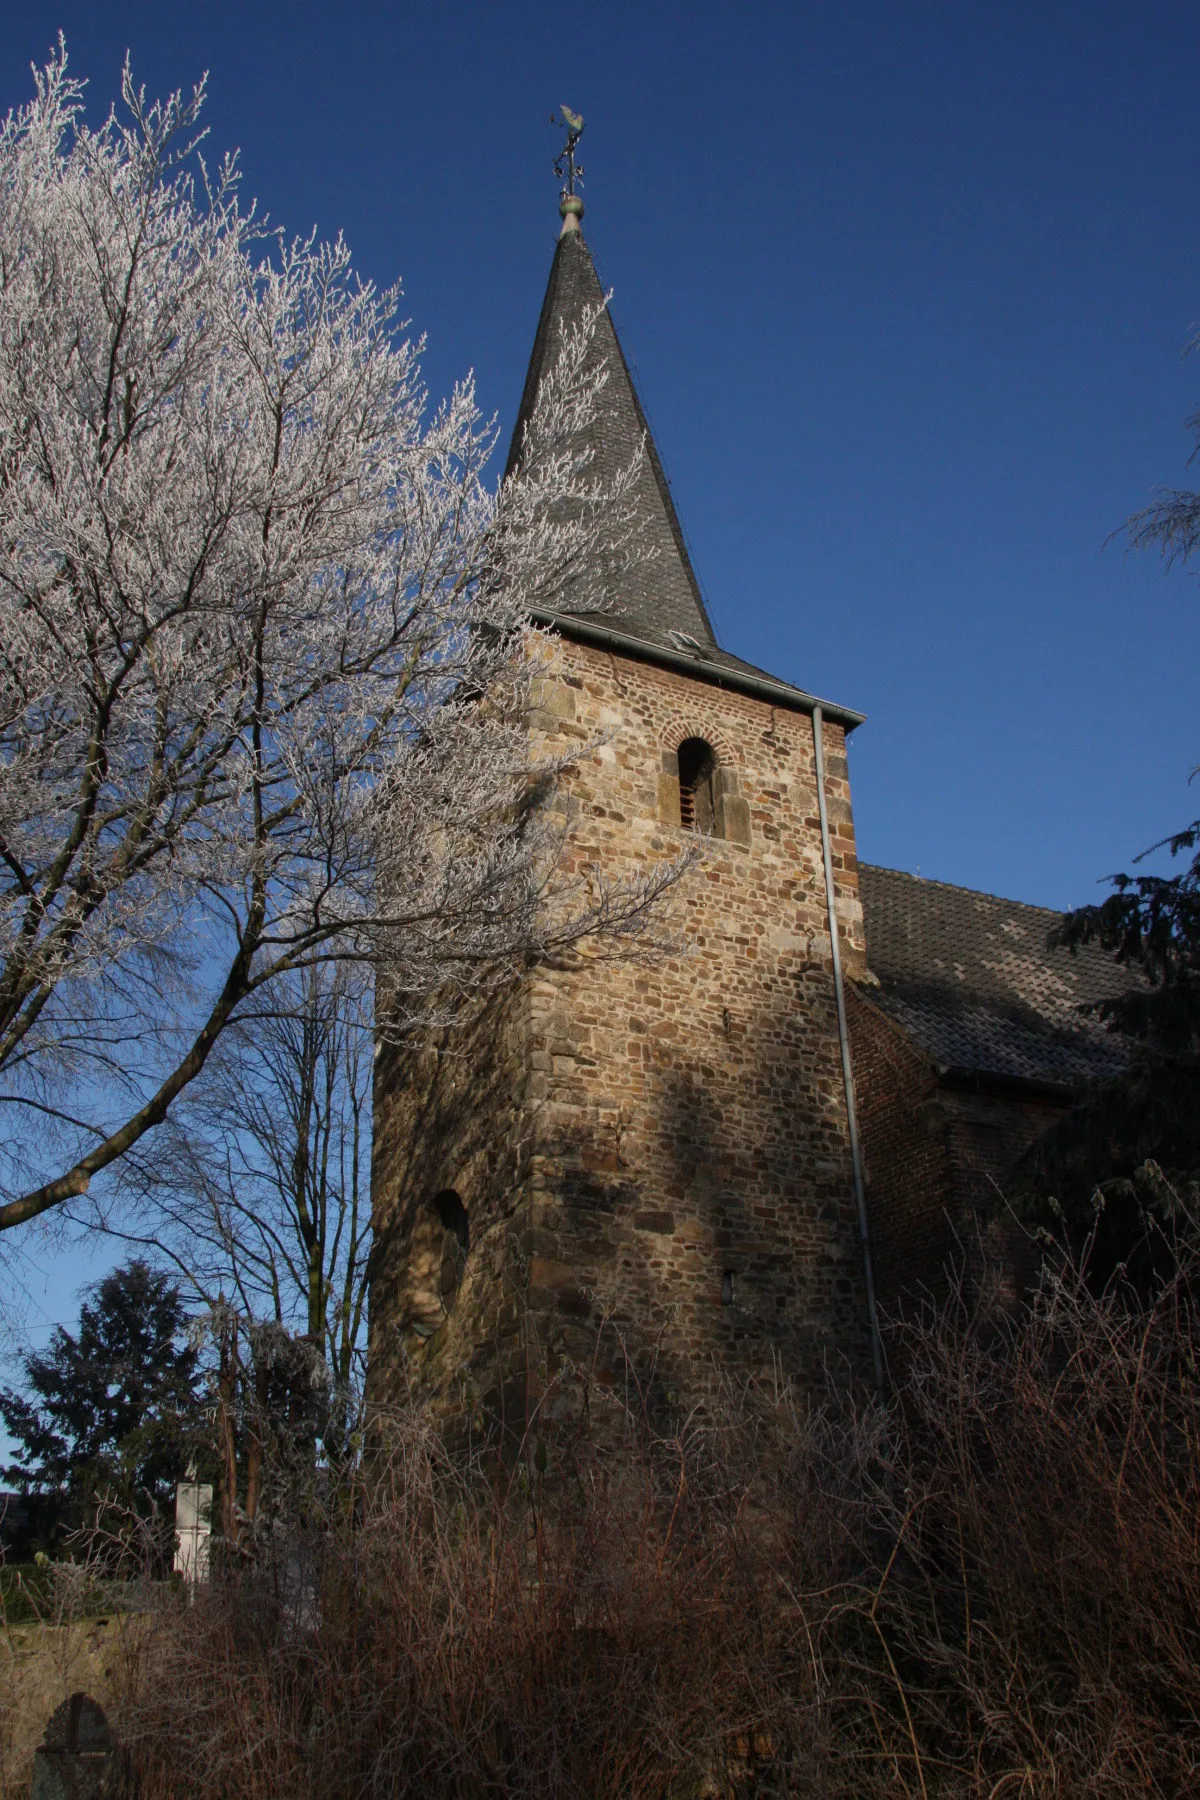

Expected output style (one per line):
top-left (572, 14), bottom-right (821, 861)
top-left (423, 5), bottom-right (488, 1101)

top-left (174, 1476), bottom-right (213, 1587)
top-left (30, 1692), bottom-right (113, 1800)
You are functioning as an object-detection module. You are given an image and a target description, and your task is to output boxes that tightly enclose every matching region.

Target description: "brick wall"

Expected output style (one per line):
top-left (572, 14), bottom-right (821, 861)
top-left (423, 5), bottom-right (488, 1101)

top-left (369, 636), bottom-right (877, 1433)
top-left (845, 986), bottom-right (959, 1315)
top-left (847, 985), bottom-right (1066, 1319)
top-left (938, 1084), bottom-right (1065, 1302)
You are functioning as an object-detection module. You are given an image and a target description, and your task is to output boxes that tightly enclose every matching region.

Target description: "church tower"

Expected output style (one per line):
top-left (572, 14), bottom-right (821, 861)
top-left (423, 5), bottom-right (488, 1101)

top-left (368, 181), bottom-right (878, 1434)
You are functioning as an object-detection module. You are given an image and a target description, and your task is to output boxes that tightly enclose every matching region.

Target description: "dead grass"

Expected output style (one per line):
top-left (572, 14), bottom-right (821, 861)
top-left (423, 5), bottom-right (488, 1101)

top-left (866, 1242), bottom-right (1200, 1796)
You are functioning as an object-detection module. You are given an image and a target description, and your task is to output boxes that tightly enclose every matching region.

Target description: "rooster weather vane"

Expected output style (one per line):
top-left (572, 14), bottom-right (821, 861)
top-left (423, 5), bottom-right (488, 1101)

top-left (553, 104), bottom-right (585, 198)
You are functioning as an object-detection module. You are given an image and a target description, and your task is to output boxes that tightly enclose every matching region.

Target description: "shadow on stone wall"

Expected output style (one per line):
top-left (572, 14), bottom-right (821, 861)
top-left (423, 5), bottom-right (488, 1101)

top-left (369, 979), bottom-right (530, 1435)
top-left (521, 978), bottom-right (872, 1434)
top-left (370, 951), bottom-right (875, 1453)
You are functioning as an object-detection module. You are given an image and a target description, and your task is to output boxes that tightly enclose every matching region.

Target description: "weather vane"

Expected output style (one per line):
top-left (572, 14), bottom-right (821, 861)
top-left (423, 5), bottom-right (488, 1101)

top-left (553, 105), bottom-right (585, 198)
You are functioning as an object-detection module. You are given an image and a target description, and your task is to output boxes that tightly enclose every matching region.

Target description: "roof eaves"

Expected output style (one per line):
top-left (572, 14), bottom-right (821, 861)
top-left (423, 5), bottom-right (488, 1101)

top-left (855, 978), bottom-right (1106, 1103)
top-left (529, 606), bottom-right (866, 730)
top-left (935, 1063), bottom-right (1086, 1105)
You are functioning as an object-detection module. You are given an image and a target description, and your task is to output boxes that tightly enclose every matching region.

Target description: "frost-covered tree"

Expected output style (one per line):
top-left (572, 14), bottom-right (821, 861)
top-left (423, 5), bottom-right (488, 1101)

top-left (0, 49), bottom-right (681, 1232)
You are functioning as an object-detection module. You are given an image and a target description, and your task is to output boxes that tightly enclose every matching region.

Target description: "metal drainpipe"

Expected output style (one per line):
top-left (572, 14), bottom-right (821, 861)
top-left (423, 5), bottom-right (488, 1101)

top-left (811, 705), bottom-right (885, 1396)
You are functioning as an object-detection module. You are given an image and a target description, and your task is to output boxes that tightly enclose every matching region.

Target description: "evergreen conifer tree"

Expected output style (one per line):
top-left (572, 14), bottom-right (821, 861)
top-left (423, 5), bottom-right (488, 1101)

top-left (0, 1260), bottom-right (203, 1551)
top-left (1025, 382), bottom-right (1200, 1280)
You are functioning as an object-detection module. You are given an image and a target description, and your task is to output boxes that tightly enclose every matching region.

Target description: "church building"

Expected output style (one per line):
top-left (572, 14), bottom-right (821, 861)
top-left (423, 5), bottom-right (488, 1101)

top-left (367, 176), bottom-right (1127, 1430)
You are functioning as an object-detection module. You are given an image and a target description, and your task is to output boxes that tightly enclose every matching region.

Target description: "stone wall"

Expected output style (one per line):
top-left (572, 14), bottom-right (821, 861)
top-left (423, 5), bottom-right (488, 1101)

top-left (368, 636), bottom-right (876, 1434)
top-left (368, 978), bottom-right (533, 1436)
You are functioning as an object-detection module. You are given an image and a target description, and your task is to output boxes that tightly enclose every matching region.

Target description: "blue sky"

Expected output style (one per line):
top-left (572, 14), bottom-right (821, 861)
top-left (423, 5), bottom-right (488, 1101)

top-left (2, 0), bottom-right (1198, 1349)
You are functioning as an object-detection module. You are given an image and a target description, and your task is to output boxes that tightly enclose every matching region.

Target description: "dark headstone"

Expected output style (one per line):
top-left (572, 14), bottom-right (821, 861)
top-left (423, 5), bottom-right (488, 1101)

top-left (31, 1692), bottom-right (113, 1800)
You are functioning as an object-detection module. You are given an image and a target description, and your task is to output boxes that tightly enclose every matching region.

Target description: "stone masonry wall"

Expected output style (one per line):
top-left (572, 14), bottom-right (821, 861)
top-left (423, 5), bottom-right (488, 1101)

top-left (368, 978), bottom-right (533, 1436)
top-left (522, 638), bottom-right (873, 1418)
top-left (368, 636), bottom-right (876, 1434)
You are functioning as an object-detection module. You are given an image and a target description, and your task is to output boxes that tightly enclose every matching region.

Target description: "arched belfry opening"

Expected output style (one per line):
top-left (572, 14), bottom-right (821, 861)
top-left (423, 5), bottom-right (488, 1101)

top-left (677, 737), bottom-right (718, 835)
top-left (659, 735), bottom-right (751, 844)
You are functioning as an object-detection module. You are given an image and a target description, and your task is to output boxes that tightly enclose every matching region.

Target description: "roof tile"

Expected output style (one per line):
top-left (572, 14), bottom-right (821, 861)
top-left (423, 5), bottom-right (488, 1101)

top-left (857, 864), bottom-right (1132, 1090)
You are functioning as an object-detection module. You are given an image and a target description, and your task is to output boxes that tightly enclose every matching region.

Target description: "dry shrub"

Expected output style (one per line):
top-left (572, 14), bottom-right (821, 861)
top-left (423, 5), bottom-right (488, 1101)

top-left (117, 1367), bottom-right (889, 1800)
top-left (107, 1232), bottom-right (1200, 1798)
top-left (865, 1234), bottom-right (1200, 1797)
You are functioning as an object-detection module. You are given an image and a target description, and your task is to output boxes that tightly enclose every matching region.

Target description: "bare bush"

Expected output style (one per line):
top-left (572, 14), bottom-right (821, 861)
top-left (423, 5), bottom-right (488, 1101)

top-left (78, 1223), bottom-right (1200, 1798)
top-left (109, 1368), bottom-right (888, 1799)
top-left (861, 1232), bottom-right (1200, 1797)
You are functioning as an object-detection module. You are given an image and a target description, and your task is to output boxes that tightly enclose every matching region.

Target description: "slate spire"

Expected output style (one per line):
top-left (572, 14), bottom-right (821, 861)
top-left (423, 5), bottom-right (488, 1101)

top-left (505, 190), bottom-right (718, 651)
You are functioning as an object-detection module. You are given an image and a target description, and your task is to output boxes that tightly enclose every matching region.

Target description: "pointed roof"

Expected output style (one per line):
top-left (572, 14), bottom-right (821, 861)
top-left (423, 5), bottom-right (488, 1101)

top-left (507, 201), bottom-right (865, 731)
top-left (505, 212), bottom-right (717, 650)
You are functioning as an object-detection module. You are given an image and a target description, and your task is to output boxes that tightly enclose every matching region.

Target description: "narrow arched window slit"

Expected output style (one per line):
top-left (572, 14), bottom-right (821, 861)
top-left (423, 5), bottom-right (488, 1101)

top-left (678, 737), bottom-right (717, 835)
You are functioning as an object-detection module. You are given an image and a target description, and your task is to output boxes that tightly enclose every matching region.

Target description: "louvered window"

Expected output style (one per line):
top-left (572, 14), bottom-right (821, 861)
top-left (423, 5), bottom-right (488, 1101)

top-left (677, 737), bottom-right (717, 835)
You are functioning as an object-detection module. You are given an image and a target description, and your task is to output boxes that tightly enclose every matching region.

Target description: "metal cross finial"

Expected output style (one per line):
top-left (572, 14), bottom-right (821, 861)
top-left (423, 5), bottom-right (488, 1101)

top-left (553, 105), bottom-right (585, 198)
